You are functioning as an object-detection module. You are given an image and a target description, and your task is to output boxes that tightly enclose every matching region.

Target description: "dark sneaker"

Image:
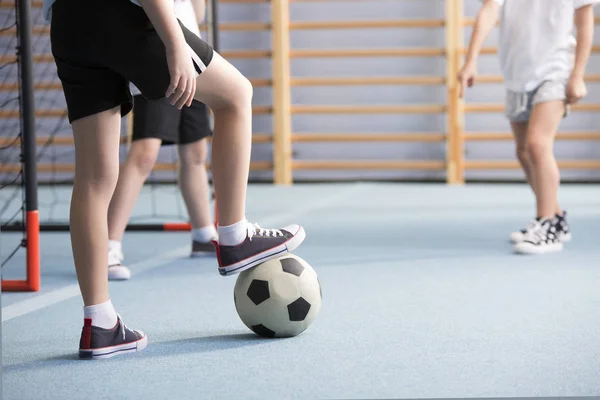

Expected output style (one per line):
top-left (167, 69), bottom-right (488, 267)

top-left (555, 210), bottom-right (571, 242)
top-left (191, 239), bottom-right (216, 257)
top-left (79, 315), bottom-right (147, 360)
top-left (213, 222), bottom-right (305, 276)
top-left (514, 217), bottom-right (563, 254)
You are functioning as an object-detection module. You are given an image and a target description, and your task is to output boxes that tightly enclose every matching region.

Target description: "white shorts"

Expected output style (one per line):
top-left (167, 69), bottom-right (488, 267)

top-left (505, 80), bottom-right (569, 122)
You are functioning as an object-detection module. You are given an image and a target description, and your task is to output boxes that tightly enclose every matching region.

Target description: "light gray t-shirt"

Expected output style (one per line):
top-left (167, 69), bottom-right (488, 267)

top-left (489, 0), bottom-right (600, 92)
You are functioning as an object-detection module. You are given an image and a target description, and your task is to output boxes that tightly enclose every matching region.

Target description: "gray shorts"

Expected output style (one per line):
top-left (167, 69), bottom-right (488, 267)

top-left (505, 80), bottom-right (569, 122)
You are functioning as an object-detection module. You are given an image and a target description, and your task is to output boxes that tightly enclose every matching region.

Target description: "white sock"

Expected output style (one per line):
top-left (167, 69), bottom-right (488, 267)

top-left (217, 218), bottom-right (248, 246)
top-left (192, 225), bottom-right (218, 243)
top-left (84, 300), bottom-right (118, 329)
top-left (108, 240), bottom-right (121, 254)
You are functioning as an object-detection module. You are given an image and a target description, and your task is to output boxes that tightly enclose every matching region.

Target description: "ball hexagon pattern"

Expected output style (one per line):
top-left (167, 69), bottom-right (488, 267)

top-left (233, 254), bottom-right (321, 338)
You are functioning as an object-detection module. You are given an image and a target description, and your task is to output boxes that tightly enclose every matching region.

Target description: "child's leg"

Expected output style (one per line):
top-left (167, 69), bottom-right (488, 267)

top-left (512, 120), bottom-right (563, 216)
top-left (511, 121), bottom-right (536, 194)
top-left (71, 107), bottom-right (122, 307)
top-left (176, 100), bottom-right (215, 242)
top-left (177, 139), bottom-right (214, 233)
top-left (189, 52), bottom-right (252, 227)
top-left (525, 100), bottom-right (564, 219)
top-left (107, 138), bottom-right (162, 242)
top-left (124, 21), bottom-right (305, 276)
top-left (513, 99), bottom-right (566, 254)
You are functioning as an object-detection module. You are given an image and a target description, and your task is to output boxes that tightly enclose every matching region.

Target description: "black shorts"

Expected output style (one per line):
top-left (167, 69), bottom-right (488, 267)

top-left (49, 0), bottom-right (214, 123)
top-left (132, 95), bottom-right (212, 146)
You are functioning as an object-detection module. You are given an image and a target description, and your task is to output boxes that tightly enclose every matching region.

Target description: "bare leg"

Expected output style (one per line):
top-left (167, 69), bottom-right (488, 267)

top-left (511, 121), bottom-right (536, 193)
top-left (526, 101), bottom-right (564, 219)
top-left (70, 107), bottom-right (122, 306)
top-left (184, 52), bottom-right (305, 275)
top-left (191, 52), bottom-right (252, 226)
top-left (177, 138), bottom-right (213, 229)
top-left (107, 138), bottom-right (162, 242)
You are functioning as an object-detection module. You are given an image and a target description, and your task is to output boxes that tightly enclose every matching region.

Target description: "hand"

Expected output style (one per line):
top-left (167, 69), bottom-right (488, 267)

top-left (566, 74), bottom-right (587, 104)
top-left (165, 42), bottom-right (197, 109)
top-left (457, 62), bottom-right (477, 98)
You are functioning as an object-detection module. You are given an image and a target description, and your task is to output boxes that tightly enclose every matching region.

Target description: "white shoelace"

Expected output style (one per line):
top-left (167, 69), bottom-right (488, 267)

top-left (116, 314), bottom-right (128, 341)
top-left (108, 250), bottom-right (123, 267)
top-left (524, 220), bottom-right (554, 244)
top-left (247, 222), bottom-right (283, 240)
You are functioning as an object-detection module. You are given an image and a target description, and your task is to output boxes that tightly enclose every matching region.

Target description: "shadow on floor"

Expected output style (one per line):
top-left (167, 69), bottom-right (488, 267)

top-left (3, 332), bottom-right (269, 373)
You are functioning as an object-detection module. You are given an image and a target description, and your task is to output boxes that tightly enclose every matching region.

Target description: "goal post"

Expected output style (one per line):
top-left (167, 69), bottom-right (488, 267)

top-left (1, 0), bottom-right (40, 292)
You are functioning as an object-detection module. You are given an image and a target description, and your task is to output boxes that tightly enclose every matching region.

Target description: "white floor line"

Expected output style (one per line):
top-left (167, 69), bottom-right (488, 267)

top-left (1, 183), bottom-right (363, 322)
top-left (2, 246), bottom-right (190, 322)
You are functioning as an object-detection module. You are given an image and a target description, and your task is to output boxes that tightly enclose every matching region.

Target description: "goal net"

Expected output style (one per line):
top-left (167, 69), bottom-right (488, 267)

top-left (1, 1), bottom-right (220, 291)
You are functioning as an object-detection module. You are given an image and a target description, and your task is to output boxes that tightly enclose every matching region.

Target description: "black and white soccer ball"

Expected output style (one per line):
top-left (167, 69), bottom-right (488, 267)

top-left (233, 254), bottom-right (322, 338)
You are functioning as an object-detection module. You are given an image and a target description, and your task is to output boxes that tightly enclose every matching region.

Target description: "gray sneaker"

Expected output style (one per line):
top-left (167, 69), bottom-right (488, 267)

top-left (191, 240), bottom-right (216, 257)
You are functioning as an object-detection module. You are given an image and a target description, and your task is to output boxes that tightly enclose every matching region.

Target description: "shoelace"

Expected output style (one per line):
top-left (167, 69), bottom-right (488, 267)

top-left (108, 250), bottom-right (123, 266)
top-left (247, 222), bottom-right (283, 240)
top-left (116, 314), bottom-right (128, 341)
top-left (524, 221), bottom-right (552, 244)
top-left (523, 219), bottom-right (538, 233)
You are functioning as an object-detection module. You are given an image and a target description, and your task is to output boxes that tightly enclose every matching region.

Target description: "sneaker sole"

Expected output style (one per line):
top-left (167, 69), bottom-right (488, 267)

top-left (218, 226), bottom-right (306, 277)
top-left (509, 234), bottom-right (525, 244)
top-left (79, 334), bottom-right (148, 360)
top-left (511, 232), bottom-right (571, 244)
top-left (514, 241), bottom-right (563, 255)
top-left (108, 265), bottom-right (131, 281)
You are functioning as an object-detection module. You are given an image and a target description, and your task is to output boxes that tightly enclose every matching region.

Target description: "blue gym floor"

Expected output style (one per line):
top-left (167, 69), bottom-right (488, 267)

top-left (2, 183), bottom-right (600, 400)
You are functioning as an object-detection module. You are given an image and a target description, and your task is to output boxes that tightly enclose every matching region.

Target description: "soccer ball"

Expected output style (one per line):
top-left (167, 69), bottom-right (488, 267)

top-left (233, 254), bottom-right (322, 338)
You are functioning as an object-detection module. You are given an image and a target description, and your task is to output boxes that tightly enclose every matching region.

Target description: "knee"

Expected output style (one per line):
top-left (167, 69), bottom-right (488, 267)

top-left (216, 75), bottom-right (253, 112)
top-left (515, 144), bottom-right (529, 165)
top-left (234, 76), bottom-right (253, 107)
top-left (129, 142), bottom-right (159, 175)
top-left (180, 140), bottom-right (208, 167)
top-left (525, 133), bottom-right (551, 162)
top-left (74, 160), bottom-right (120, 196)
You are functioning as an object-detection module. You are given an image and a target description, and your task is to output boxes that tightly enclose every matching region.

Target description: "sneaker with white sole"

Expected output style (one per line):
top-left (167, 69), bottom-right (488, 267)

top-left (511, 211), bottom-right (571, 244)
top-left (213, 222), bottom-right (306, 276)
top-left (514, 217), bottom-right (563, 254)
top-left (79, 314), bottom-right (147, 360)
top-left (108, 248), bottom-right (131, 281)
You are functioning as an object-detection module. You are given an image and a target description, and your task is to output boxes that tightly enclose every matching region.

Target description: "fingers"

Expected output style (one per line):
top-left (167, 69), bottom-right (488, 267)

top-left (186, 76), bottom-right (196, 107)
top-left (166, 74), bottom-right (181, 103)
top-left (566, 91), bottom-right (584, 105)
top-left (457, 71), bottom-right (475, 98)
top-left (167, 74), bottom-right (185, 108)
top-left (167, 73), bottom-right (195, 109)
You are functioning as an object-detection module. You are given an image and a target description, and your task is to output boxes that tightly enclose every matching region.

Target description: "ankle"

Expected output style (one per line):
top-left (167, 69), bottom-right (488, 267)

top-left (108, 240), bottom-right (122, 253)
top-left (84, 299), bottom-right (118, 329)
top-left (217, 218), bottom-right (248, 246)
top-left (192, 225), bottom-right (218, 242)
top-left (536, 215), bottom-right (554, 221)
